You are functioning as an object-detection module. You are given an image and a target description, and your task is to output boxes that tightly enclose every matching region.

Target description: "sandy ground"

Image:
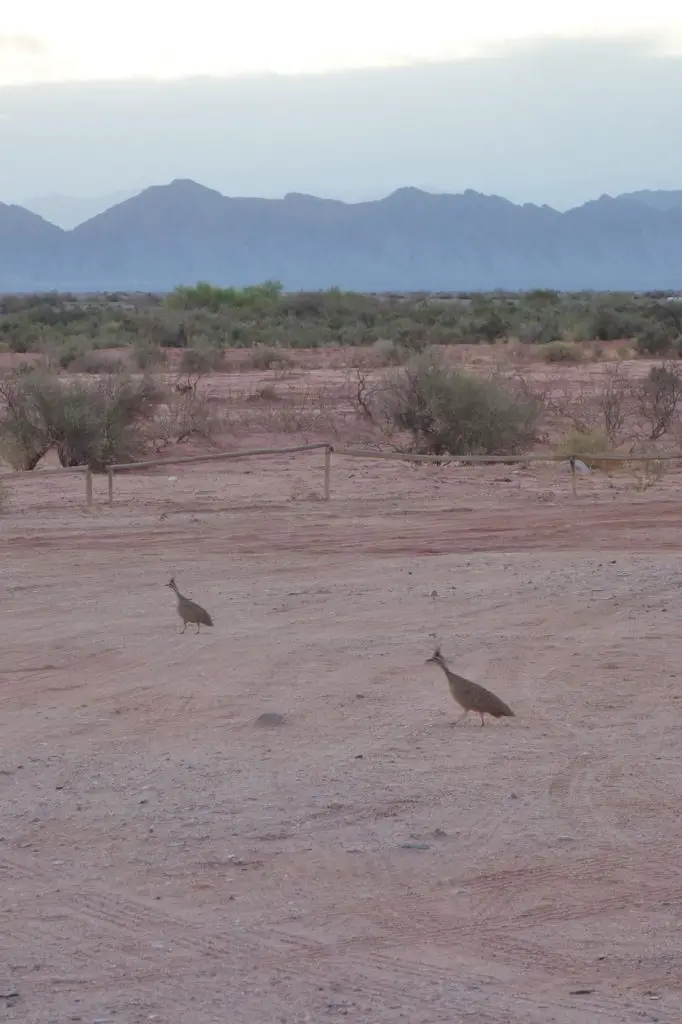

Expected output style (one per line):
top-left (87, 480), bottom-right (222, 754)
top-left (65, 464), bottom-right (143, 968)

top-left (2, 449), bottom-right (682, 1023)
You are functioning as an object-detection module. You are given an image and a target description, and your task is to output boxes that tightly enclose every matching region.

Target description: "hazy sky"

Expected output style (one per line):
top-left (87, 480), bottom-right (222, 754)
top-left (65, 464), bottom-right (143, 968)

top-left (2, 2), bottom-right (682, 81)
top-left (2, 6), bottom-right (682, 214)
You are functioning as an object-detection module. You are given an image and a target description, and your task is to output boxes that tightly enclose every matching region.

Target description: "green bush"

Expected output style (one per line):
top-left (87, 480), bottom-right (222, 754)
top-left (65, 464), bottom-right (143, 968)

top-left (132, 341), bottom-right (167, 370)
top-left (4, 288), bottom-right (682, 360)
top-left (247, 345), bottom-right (293, 370)
top-left (67, 350), bottom-right (128, 374)
top-left (384, 353), bottom-right (540, 455)
top-left (635, 325), bottom-right (678, 357)
top-left (7, 336), bottom-right (30, 354)
top-left (0, 370), bottom-right (163, 472)
top-left (541, 341), bottom-right (583, 363)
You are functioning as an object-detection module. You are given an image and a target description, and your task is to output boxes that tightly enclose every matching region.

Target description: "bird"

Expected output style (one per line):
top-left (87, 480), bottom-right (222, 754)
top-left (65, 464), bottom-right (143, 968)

top-left (425, 646), bottom-right (514, 726)
top-left (166, 577), bottom-right (213, 634)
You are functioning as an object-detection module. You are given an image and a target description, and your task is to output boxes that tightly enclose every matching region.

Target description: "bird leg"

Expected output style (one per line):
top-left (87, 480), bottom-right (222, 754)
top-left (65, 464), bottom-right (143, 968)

top-left (453, 709), bottom-right (469, 726)
top-left (179, 622), bottom-right (187, 634)
top-left (479, 712), bottom-right (486, 727)
top-left (195, 623), bottom-right (201, 635)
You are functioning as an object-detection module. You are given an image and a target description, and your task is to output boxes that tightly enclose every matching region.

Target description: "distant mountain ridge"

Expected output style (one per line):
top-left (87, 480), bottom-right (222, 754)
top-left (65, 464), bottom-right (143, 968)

top-left (2, 180), bottom-right (682, 292)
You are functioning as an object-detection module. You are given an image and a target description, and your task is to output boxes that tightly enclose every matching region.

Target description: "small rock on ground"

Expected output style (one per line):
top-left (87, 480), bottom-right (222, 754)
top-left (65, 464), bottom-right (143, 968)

top-left (255, 712), bottom-right (285, 726)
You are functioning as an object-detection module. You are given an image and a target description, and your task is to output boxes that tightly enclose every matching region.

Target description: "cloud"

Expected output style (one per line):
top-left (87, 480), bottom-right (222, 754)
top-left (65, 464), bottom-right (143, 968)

top-left (0, 35), bottom-right (58, 86)
top-left (0, 34), bottom-right (48, 57)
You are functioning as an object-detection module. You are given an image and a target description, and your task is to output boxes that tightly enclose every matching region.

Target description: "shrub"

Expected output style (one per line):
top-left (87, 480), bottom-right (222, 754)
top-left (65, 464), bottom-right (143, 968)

top-left (552, 428), bottom-right (611, 469)
top-left (247, 384), bottom-right (280, 402)
top-left (247, 345), bottom-right (293, 371)
top-left (635, 325), bottom-right (678, 357)
top-left (57, 341), bottom-right (85, 369)
top-left (0, 370), bottom-right (162, 471)
top-left (384, 353), bottom-right (540, 455)
top-left (67, 350), bottom-right (128, 374)
top-left (8, 336), bottom-right (30, 354)
top-left (514, 319), bottom-right (560, 346)
top-left (638, 363), bottom-right (682, 439)
top-left (178, 347), bottom-right (224, 375)
top-left (367, 338), bottom-right (410, 366)
top-left (541, 341), bottom-right (583, 363)
top-left (133, 341), bottom-right (167, 370)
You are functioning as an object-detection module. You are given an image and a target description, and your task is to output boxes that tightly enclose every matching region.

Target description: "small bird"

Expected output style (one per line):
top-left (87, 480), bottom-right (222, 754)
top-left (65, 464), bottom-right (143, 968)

top-left (426, 646), bottom-right (514, 726)
top-left (166, 577), bottom-right (213, 634)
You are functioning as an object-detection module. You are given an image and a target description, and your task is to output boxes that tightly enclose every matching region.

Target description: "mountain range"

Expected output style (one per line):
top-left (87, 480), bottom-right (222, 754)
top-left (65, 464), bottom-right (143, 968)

top-left (3, 180), bottom-right (682, 293)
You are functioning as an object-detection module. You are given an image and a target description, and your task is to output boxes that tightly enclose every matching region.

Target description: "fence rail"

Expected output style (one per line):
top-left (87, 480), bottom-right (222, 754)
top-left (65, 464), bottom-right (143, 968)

top-left (1, 443), bottom-right (678, 507)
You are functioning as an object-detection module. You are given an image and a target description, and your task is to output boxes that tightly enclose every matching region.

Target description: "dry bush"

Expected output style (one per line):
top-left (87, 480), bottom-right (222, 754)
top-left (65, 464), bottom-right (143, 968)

top-left (541, 363), bottom-right (633, 446)
top-left (66, 350), bottom-right (128, 375)
top-left (637, 364), bottom-right (682, 440)
top-left (383, 352), bottom-right (540, 455)
top-left (178, 346), bottom-right (225, 375)
top-left (552, 427), bottom-right (612, 469)
top-left (244, 346), bottom-right (293, 371)
top-left (221, 379), bottom-right (359, 442)
top-left (246, 384), bottom-right (342, 438)
top-left (543, 378), bottom-right (596, 435)
top-left (354, 338), bottom-right (411, 368)
top-left (133, 341), bottom-right (167, 371)
top-left (152, 386), bottom-right (223, 448)
top-left (246, 384), bottom-right (281, 402)
top-left (343, 366), bottom-right (383, 423)
top-left (597, 362), bottom-right (632, 445)
top-left (630, 458), bottom-right (666, 492)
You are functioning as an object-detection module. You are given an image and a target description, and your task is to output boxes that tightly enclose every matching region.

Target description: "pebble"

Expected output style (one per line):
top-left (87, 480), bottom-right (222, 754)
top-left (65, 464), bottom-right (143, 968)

top-left (255, 712), bottom-right (285, 726)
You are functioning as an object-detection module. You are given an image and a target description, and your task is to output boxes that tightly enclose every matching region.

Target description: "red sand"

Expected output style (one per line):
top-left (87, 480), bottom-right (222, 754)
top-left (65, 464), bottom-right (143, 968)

top-left (2, 444), bottom-right (682, 1023)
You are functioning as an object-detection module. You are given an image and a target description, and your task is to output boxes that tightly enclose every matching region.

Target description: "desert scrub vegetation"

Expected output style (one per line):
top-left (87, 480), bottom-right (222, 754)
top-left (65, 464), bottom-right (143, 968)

top-left (0, 370), bottom-right (163, 471)
top-left (1, 287), bottom-right (682, 362)
top-left (541, 340), bottom-right (583, 363)
top-left (552, 428), bottom-right (613, 469)
top-left (382, 352), bottom-right (541, 455)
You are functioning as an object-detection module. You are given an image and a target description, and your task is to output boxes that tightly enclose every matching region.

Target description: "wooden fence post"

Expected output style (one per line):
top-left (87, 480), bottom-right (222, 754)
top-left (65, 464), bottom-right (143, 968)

top-left (324, 446), bottom-right (332, 501)
top-left (85, 468), bottom-right (93, 507)
top-left (569, 456), bottom-right (577, 498)
top-left (107, 469), bottom-right (114, 505)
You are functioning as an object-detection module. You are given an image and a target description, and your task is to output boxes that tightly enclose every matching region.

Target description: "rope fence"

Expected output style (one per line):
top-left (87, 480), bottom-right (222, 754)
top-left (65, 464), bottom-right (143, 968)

top-left (0, 444), bottom-right (678, 507)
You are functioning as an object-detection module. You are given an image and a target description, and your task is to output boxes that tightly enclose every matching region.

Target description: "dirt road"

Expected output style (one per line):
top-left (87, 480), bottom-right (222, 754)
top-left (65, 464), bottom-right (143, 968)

top-left (1, 457), bottom-right (681, 1022)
